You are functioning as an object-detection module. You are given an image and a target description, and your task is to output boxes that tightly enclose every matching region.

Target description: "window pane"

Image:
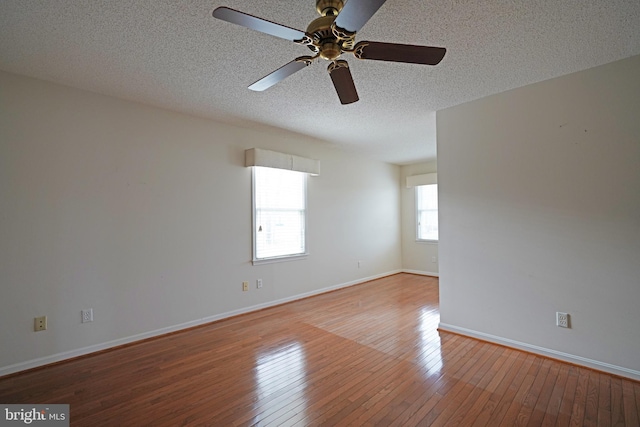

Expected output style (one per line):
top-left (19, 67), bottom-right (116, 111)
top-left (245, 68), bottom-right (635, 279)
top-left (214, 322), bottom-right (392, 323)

top-left (256, 209), bottom-right (305, 258)
top-left (254, 167), bottom-right (306, 259)
top-left (255, 167), bottom-right (305, 210)
top-left (417, 184), bottom-right (438, 241)
top-left (417, 184), bottom-right (438, 210)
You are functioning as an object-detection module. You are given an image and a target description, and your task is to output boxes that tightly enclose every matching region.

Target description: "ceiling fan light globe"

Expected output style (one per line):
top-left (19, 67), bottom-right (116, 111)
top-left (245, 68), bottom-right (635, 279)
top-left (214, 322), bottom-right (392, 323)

top-left (320, 42), bottom-right (342, 61)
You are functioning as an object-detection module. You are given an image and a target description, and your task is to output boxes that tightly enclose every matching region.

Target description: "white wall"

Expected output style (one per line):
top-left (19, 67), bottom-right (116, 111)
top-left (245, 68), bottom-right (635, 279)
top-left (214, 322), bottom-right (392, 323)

top-left (437, 55), bottom-right (640, 379)
top-left (400, 162), bottom-right (438, 276)
top-left (0, 71), bottom-right (402, 374)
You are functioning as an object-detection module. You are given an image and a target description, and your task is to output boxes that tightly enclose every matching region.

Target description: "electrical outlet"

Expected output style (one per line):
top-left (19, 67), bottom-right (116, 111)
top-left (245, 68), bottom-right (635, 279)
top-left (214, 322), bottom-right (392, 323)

top-left (358, 261), bottom-right (362, 268)
top-left (82, 309), bottom-right (93, 323)
top-left (242, 281), bottom-right (249, 292)
top-left (34, 316), bottom-right (47, 332)
top-left (556, 312), bottom-right (570, 328)
top-left (431, 256), bottom-right (437, 263)
top-left (257, 279), bottom-right (263, 289)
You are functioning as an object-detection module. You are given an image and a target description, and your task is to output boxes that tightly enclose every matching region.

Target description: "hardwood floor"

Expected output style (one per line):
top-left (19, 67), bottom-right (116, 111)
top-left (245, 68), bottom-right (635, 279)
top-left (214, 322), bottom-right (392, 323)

top-left (1, 273), bottom-right (638, 426)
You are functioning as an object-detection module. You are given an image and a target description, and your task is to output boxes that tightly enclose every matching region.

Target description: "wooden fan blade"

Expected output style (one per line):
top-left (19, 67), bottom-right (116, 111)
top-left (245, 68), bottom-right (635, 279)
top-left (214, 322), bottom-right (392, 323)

top-left (354, 41), bottom-right (446, 65)
top-left (248, 57), bottom-right (313, 91)
top-left (213, 7), bottom-right (310, 44)
top-left (328, 60), bottom-right (359, 105)
top-left (333, 0), bottom-right (387, 34)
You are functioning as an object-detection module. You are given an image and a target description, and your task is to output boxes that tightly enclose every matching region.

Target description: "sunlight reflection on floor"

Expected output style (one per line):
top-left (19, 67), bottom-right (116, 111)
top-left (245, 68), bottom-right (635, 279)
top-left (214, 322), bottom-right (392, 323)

top-left (254, 342), bottom-right (307, 423)
top-left (417, 307), bottom-right (443, 377)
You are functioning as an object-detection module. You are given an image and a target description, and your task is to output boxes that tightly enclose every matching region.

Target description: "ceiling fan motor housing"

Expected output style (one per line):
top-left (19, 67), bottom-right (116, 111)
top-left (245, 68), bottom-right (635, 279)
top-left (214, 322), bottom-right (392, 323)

top-left (307, 2), bottom-right (356, 60)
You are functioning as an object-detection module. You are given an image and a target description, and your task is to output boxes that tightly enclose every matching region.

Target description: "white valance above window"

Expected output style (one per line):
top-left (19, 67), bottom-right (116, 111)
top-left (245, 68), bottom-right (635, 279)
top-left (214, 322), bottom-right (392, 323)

top-left (245, 148), bottom-right (320, 176)
top-left (406, 173), bottom-right (437, 188)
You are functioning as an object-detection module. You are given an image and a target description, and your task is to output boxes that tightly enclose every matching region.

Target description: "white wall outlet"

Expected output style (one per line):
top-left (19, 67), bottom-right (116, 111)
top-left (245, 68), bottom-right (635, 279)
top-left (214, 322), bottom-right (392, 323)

top-left (34, 316), bottom-right (47, 331)
top-left (242, 281), bottom-right (249, 292)
top-left (82, 309), bottom-right (93, 323)
top-left (358, 261), bottom-right (362, 268)
top-left (431, 256), bottom-right (437, 263)
top-left (257, 279), bottom-right (263, 289)
top-left (556, 312), bottom-right (570, 328)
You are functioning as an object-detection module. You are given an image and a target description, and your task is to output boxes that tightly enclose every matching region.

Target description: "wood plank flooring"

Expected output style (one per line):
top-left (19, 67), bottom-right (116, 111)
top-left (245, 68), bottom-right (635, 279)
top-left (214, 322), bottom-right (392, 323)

top-left (1, 273), bottom-right (638, 426)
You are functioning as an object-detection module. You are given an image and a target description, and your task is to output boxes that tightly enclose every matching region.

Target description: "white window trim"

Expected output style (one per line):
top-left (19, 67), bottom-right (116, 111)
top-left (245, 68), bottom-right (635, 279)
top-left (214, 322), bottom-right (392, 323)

top-left (252, 253), bottom-right (308, 266)
top-left (251, 167), bottom-right (309, 265)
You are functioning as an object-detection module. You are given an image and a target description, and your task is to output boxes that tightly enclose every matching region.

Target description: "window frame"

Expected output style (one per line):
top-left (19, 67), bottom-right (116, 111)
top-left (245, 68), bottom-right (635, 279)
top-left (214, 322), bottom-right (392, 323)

top-left (251, 166), bottom-right (308, 265)
top-left (416, 184), bottom-right (439, 243)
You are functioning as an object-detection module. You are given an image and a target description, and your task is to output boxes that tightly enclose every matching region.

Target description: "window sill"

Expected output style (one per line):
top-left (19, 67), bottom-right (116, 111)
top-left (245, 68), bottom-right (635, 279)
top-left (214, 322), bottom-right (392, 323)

top-left (416, 239), bottom-right (438, 244)
top-left (252, 253), bottom-right (309, 265)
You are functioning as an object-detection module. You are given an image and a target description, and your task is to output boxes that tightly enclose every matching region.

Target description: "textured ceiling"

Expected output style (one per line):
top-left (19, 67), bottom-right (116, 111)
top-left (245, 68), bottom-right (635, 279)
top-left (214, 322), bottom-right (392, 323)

top-left (1, 1), bottom-right (639, 165)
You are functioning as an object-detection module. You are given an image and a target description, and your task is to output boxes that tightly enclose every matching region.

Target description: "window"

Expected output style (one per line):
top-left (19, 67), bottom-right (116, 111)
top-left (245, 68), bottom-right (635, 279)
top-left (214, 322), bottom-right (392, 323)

top-left (253, 166), bottom-right (307, 262)
top-left (417, 184), bottom-right (438, 241)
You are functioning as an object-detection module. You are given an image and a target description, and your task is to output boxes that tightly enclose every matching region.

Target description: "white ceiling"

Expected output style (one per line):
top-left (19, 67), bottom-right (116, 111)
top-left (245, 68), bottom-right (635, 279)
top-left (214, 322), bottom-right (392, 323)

top-left (1, 1), bottom-right (639, 165)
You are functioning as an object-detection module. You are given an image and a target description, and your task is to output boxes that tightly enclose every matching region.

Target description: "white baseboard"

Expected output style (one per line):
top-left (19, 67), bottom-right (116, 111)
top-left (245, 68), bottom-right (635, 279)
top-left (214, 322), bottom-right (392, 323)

top-left (0, 270), bottom-right (402, 377)
top-left (402, 269), bottom-right (439, 277)
top-left (438, 322), bottom-right (640, 381)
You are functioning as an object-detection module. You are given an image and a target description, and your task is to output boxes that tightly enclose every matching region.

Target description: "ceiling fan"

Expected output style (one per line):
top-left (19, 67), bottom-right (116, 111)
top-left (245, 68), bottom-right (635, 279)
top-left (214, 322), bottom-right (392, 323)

top-left (212, 0), bottom-right (446, 104)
